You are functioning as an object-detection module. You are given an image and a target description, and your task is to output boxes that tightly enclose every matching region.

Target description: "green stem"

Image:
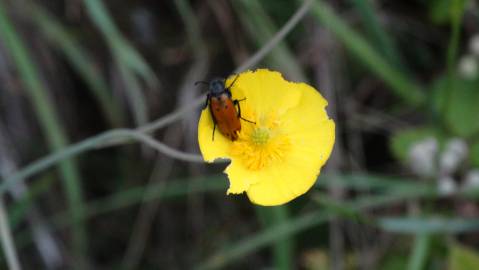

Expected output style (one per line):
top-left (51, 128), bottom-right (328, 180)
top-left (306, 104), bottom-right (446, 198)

top-left (444, 0), bottom-right (466, 120)
top-left (0, 129), bottom-right (204, 196)
top-left (0, 200), bottom-right (20, 270)
top-left (407, 233), bottom-right (431, 270)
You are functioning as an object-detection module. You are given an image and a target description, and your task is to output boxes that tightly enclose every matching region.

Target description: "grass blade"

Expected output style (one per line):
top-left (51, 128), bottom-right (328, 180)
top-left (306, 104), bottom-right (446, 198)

top-left (199, 210), bottom-right (330, 270)
top-left (0, 200), bottom-right (20, 270)
top-left (198, 189), bottom-right (434, 270)
top-left (13, 175), bottom-right (227, 251)
top-left (350, 0), bottom-right (406, 71)
top-left (69, 175), bottom-right (227, 222)
top-left (8, 173), bottom-right (55, 230)
top-left (378, 217), bottom-right (479, 234)
top-left (0, 0), bottom-right (87, 261)
top-left (316, 174), bottom-right (436, 195)
top-left (83, 0), bottom-right (156, 125)
top-left (29, 4), bottom-right (124, 127)
top-left (233, 0), bottom-right (306, 81)
top-left (311, 0), bottom-right (425, 106)
top-left (407, 233), bottom-right (431, 270)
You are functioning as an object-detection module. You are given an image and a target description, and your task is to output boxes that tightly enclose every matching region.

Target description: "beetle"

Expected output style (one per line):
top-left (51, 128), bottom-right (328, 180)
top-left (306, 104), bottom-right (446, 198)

top-left (196, 74), bottom-right (254, 141)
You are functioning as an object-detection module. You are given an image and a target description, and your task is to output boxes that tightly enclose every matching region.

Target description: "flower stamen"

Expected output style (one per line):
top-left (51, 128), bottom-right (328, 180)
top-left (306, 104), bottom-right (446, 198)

top-left (251, 127), bottom-right (270, 145)
top-left (231, 118), bottom-right (291, 171)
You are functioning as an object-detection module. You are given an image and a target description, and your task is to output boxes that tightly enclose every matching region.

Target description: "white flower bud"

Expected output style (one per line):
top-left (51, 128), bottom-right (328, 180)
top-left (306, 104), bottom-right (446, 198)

top-left (458, 55), bottom-right (478, 79)
top-left (470, 35), bottom-right (479, 56)
top-left (438, 176), bottom-right (457, 195)
top-left (408, 137), bottom-right (438, 177)
top-left (439, 138), bottom-right (468, 175)
top-left (463, 169), bottom-right (479, 189)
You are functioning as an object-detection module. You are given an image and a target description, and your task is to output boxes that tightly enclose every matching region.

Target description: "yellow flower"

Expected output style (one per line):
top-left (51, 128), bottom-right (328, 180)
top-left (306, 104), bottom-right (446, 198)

top-left (198, 69), bottom-right (335, 206)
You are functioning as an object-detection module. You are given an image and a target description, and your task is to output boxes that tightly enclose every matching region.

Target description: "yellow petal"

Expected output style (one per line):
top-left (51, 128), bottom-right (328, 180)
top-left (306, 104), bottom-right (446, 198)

top-left (245, 121), bottom-right (334, 206)
top-left (197, 108), bottom-right (231, 162)
top-left (281, 82), bottom-right (335, 167)
top-left (246, 164), bottom-right (321, 206)
top-left (246, 83), bottom-right (335, 206)
top-left (227, 69), bottom-right (302, 119)
top-left (224, 160), bottom-right (257, 194)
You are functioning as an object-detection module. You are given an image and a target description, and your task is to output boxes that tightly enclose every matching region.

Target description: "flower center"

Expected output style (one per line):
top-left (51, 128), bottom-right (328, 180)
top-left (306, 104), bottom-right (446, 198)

top-left (230, 117), bottom-right (291, 171)
top-left (251, 127), bottom-right (270, 145)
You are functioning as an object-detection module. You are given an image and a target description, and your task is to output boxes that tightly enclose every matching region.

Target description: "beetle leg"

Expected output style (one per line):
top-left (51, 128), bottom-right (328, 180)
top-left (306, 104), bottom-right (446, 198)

top-left (212, 122), bottom-right (216, 141)
top-left (234, 99), bottom-right (255, 124)
top-left (203, 94), bottom-right (210, 109)
top-left (208, 103), bottom-right (217, 141)
top-left (240, 117), bottom-right (255, 124)
top-left (236, 97), bottom-right (246, 103)
top-left (233, 99), bottom-right (241, 117)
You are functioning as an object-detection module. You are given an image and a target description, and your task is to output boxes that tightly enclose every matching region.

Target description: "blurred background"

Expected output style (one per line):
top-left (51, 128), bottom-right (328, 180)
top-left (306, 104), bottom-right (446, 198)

top-left (0, 0), bottom-right (479, 269)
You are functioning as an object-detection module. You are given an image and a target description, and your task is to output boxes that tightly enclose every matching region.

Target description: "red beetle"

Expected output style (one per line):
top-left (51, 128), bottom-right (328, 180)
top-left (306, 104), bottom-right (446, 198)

top-left (196, 75), bottom-right (254, 141)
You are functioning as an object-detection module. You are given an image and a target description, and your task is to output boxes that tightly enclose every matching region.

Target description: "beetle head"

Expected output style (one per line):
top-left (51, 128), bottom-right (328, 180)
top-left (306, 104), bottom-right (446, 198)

top-left (209, 78), bottom-right (226, 95)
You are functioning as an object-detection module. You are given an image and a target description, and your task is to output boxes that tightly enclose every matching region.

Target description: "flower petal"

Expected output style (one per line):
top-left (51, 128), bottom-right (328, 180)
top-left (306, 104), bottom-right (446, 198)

top-left (246, 162), bottom-right (321, 206)
top-left (281, 82), bottom-right (335, 167)
top-left (246, 83), bottom-right (335, 206)
top-left (227, 69), bottom-right (302, 120)
top-left (197, 108), bottom-right (231, 162)
top-left (224, 160), bottom-right (258, 194)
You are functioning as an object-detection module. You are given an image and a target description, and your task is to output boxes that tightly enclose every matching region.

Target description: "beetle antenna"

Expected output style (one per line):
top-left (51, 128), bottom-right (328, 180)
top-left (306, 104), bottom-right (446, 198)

top-left (226, 74), bottom-right (240, 89)
top-left (195, 81), bottom-right (209, 86)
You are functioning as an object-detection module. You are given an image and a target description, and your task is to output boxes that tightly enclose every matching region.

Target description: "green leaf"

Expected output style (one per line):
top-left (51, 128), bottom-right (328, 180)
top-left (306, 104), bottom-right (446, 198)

top-left (390, 128), bottom-right (438, 162)
top-left (431, 75), bottom-right (479, 139)
top-left (378, 217), bottom-right (479, 234)
top-left (450, 243), bottom-right (479, 270)
top-left (471, 141), bottom-right (479, 168)
top-left (431, 76), bottom-right (449, 117)
top-left (445, 78), bottom-right (479, 137)
top-left (429, 0), bottom-right (452, 24)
